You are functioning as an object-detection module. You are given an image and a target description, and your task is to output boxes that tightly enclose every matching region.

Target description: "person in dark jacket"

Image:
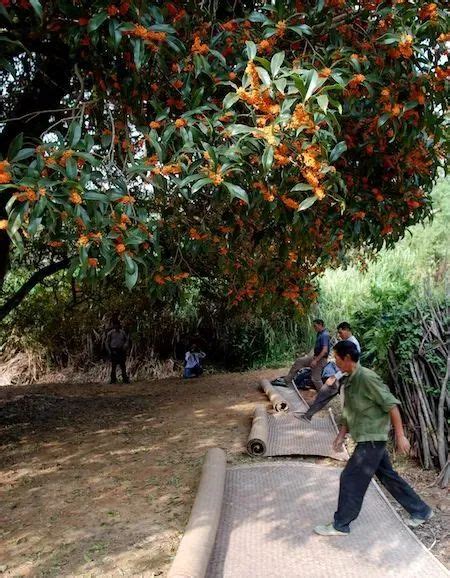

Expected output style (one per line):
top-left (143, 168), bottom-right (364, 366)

top-left (106, 319), bottom-right (130, 384)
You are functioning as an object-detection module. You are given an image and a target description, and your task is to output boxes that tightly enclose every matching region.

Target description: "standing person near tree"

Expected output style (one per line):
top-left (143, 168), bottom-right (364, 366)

top-left (314, 340), bottom-right (433, 536)
top-left (272, 319), bottom-right (330, 390)
top-left (105, 318), bottom-right (130, 384)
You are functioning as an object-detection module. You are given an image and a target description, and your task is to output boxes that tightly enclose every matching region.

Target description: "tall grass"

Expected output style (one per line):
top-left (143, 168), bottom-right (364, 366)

top-left (318, 178), bottom-right (449, 331)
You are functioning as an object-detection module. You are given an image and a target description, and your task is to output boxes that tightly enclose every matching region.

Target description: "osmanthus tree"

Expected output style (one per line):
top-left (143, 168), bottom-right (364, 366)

top-left (0, 0), bottom-right (448, 319)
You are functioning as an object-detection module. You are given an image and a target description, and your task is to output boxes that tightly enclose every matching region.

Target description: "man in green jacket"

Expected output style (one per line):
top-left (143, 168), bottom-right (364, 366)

top-left (315, 340), bottom-right (433, 536)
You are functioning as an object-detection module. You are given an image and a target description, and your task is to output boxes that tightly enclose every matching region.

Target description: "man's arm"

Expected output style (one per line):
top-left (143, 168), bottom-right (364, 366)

top-left (390, 406), bottom-right (411, 455)
top-left (311, 345), bottom-right (328, 367)
top-left (333, 424), bottom-right (348, 452)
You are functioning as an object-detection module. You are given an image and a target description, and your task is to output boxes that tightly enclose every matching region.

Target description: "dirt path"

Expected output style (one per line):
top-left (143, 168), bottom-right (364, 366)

top-left (1, 371), bottom-right (448, 577)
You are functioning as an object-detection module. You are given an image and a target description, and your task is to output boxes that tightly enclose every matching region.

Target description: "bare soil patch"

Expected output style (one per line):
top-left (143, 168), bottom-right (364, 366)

top-left (1, 371), bottom-right (448, 577)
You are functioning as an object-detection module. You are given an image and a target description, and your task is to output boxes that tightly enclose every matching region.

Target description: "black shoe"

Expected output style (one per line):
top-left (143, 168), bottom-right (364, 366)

top-left (271, 377), bottom-right (288, 387)
top-left (294, 413), bottom-right (312, 423)
top-left (110, 380), bottom-right (117, 384)
top-left (123, 379), bottom-right (130, 384)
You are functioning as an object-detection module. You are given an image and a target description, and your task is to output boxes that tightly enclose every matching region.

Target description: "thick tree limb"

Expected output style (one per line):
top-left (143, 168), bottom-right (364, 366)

top-left (0, 257), bottom-right (71, 321)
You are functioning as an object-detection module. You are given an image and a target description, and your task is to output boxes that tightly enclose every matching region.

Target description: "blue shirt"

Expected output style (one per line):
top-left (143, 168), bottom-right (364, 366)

top-left (314, 329), bottom-right (330, 357)
top-left (185, 351), bottom-right (205, 369)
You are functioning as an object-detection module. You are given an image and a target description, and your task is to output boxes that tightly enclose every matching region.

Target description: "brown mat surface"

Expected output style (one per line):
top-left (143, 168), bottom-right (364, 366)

top-left (270, 384), bottom-right (309, 413)
top-left (207, 462), bottom-right (449, 578)
top-left (247, 405), bottom-right (348, 461)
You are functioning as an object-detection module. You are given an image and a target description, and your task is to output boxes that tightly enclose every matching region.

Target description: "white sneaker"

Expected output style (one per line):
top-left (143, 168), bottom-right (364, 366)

top-left (405, 510), bottom-right (434, 528)
top-left (314, 523), bottom-right (348, 536)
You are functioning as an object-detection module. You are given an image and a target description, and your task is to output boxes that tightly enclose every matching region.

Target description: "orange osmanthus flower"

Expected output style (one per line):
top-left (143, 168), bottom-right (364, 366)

top-left (191, 35), bottom-right (209, 55)
top-left (70, 190), bottom-right (83, 204)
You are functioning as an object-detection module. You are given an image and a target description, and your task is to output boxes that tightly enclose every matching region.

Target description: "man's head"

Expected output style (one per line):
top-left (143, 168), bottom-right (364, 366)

top-left (337, 321), bottom-right (353, 341)
top-left (112, 319), bottom-right (121, 330)
top-left (333, 340), bottom-right (360, 373)
top-left (312, 318), bottom-right (325, 333)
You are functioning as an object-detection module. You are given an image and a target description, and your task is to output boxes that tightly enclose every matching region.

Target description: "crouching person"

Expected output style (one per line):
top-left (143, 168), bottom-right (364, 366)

top-left (315, 340), bottom-right (433, 536)
top-left (183, 344), bottom-right (206, 379)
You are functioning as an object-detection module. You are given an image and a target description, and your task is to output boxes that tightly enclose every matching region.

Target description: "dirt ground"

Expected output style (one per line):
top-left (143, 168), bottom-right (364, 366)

top-left (1, 370), bottom-right (449, 577)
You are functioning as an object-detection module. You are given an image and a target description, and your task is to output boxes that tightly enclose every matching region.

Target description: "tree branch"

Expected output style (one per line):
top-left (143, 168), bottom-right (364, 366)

top-left (0, 257), bottom-right (71, 321)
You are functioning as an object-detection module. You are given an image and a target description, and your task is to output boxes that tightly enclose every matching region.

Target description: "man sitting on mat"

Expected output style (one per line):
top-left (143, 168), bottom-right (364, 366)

top-left (297, 322), bottom-right (361, 422)
top-left (314, 340), bottom-right (433, 536)
top-left (272, 319), bottom-right (330, 391)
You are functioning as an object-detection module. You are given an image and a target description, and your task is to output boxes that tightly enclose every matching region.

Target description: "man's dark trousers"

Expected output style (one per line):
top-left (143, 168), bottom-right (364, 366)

top-left (304, 382), bottom-right (339, 419)
top-left (111, 348), bottom-right (129, 383)
top-left (334, 441), bottom-right (431, 533)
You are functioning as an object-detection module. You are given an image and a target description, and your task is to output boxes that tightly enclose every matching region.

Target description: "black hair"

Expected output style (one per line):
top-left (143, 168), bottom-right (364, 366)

top-left (334, 340), bottom-right (360, 362)
top-left (313, 318), bottom-right (325, 326)
top-left (337, 321), bottom-right (352, 331)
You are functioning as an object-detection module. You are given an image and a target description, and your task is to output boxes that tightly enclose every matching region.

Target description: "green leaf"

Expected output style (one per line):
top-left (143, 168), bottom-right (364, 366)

top-left (245, 41), bottom-right (257, 61)
top-left (223, 182), bottom-right (249, 204)
top-left (191, 178), bottom-right (213, 194)
top-left (132, 38), bottom-right (144, 71)
top-left (248, 11), bottom-right (269, 23)
top-left (209, 49), bottom-right (227, 67)
top-left (125, 267), bottom-right (139, 290)
top-left (304, 69), bottom-right (320, 102)
top-left (84, 191), bottom-right (108, 202)
top-left (7, 133), bottom-right (23, 161)
top-left (291, 183), bottom-right (313, 192)
top-left (329, 141), bottom-right (347, 162)
top-left (109, 19), bottom-right (123, 47)
top-left (29, 0), bottom-right (43, 23)
top-left (11, 148), bottom-right (35, 162)
top-left (317, 94), bottom-right (329, 112)
top-left (254, 57), bottom-right (271, 71)
top-left (262, 146), bottom-right (274, 173)
top-left (88, 11), bottom-right (108, 33)
top-left (223, 92), bottom-right (240, 109)
top-left (65, 157), bottom-right (78, 179)
top-left (68, 121), bottom-right (82, 147)
top-left (275, 78), bottom-right (287, 93)
top-left (289, 24), bottom-right (312, 36)
top-left (257, 66), bottom-right (271, 87)
top-left (227, 124), bottom-right (255, 136)
top-left (292, 75), bottom-right (306, 99)
top-left (377, 113), bottom-right (390, 128)
top-left (270, 51), bottom-right (285, 78)
top-left (298, 196), bottom-right (317, 211)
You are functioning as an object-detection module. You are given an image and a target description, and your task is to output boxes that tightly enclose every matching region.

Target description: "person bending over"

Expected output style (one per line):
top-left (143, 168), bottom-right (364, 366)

top-left (183, 344), bottom-right (206, 378)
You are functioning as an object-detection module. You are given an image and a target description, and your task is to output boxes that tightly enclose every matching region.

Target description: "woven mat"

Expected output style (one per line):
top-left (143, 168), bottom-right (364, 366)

top-left (271, 384), bottom-right (309, 413)
top-left (207, 462), bottom-right (448, 578)
top-left (265, 411), bottom-right (348, 461)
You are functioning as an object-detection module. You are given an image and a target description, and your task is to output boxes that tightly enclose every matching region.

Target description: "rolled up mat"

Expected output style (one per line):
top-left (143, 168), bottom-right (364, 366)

top-left (168, 447), bottom-right (226, 578)
top-left (260, 378), bottom-right (289, 412)
top-left (247, 404), bottom-right (269, 456)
